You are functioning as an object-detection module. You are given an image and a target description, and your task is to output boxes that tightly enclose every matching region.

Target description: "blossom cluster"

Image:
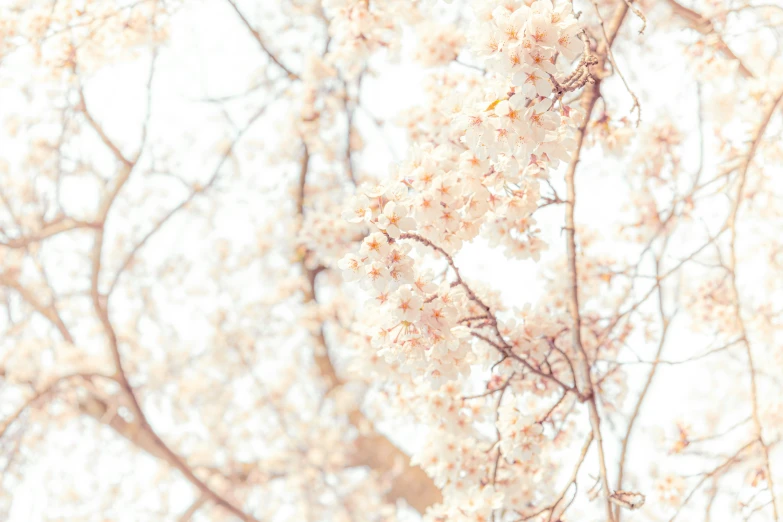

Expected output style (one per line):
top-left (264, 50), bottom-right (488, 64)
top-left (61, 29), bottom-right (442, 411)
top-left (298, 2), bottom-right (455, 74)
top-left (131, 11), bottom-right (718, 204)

top-left (338, 187), bottom-right (476, 387)
top-left (337, 0), bottom-right (590, 385)
top-left (414, 22), bottom-right (465, 67)
top-left (323, 0), bottom-right (420, 75)
top-left (331, 0), bottom-right (603, 515)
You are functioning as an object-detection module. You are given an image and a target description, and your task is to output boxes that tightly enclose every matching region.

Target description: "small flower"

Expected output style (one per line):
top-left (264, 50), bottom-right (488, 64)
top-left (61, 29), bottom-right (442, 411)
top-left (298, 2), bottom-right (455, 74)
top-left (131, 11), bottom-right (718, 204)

top-left (392, 286), bottom-right (423, 322)
top-left (413, 271), bottom-right (438, 294)
top-left (512, 65), bottom-right (553, 97)
top-left (385, 181), bottom-right (409, 202)
top-left (342, 195), bottom-right (372, 223)
top-left (495, 7), bottom-right (528, 47)
top-left (423, 300), bottom-right (458, 327)
top-left (364, 261), bottom-right (389, 291)
top-left (455, 108), bottom-right (490, 152)
top-left (489, 44), bottom-right (525, 75)
top-left (494, 95), bottom-right (527, 134)
top-left (388, 261), bottom-right (415, 287)
top-left (360, 232), bottom-right (390, 259)
top-left (364, 183), bottom-right (387, 198)
top-left (473, 25), bottom-right (502, 59)
top-left (556, 24), bottom-right (584, 61)
top-left (337, 253), bottom-right (363, 282)
top-left (377, 202), bottom-right (416, 238)
top-left (524, 98), bottom-right (560, 141)
top-left (388, 243), bottom-right (412, 264)
top-left (432, 176), bottom-right (459, 204)
top-left (524, 47), bottom-right (556, 75)
top-left (415, 192), bottom-right (440, 222)
top-left (526, 14), bottom-right (557, 47)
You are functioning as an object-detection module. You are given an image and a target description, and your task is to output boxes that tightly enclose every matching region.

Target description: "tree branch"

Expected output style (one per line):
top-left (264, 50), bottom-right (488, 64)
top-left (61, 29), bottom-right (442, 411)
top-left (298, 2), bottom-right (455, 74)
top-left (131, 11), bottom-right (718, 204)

top-left (725, 88), bottom-right (783, 522)
top-left (224, 0), bottom-right (300, 80)
top-left (564, 3), bottom-right (631, 520)
top-left (664, 0), bottom-right (755, 79)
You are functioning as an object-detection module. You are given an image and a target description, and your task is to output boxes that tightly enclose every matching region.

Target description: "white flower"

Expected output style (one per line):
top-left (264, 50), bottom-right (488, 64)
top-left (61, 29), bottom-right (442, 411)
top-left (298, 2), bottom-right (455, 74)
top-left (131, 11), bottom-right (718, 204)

top-left (524, 47), bottom-right (557, 75)
top-left (423, 300), bottom-right (458, 327)
top-left (465, 190), bottom-right (490, 219)
top-left (415, 192), bottom-right (440, 222)
top-left (496, 45), bottom-right (525, 75)
top-left (363, 183), bottom-right (387, 198)
top-left (455, 108), bottom-right (490, 152)
top-left (364, 261), bottom-right (389, 291)
top-left (413, 271), bottom-right (438, 294)
top-left (415, 22), bottom-right (464, 67)
top-left (480, 485), bottom-right (505, 510)
top-left (459, 149), bottom-right (490, 177)
top-left (431, 175), bottom-right (459, 204)
top-left (549, 1), bottom-right (577, 25)
top-left (490, 122), bottom-right (514, 159)
top-left (461, 485), bottom-right (504, 513)
top-left (472, 25), bottom-right (502, 60)
top-left (410, 161), bottom-right (438, 189)
top-left (556, 24), bottom-right (584, 61)
top-left (392, 286), bottom-right (423, 322)
top-left (495, 6), bottom-right (529, 48)
top-left (388, 242), bottom-right (412, 263)
top-left (337, 253), bottom-right (363, 282)
top-left (385, 181), bottom-right (409, 202)
top-left (342, 194), bottom-right (372, 223)
top-left (537, 134), bottom-right (575, 166)
top-left (377, 201), bottom-right (416, 238)
top-left (388, 261), bottom-right (415, 287)
top-left (512, 65), bottom-right (553, 97)
top-left (524, 98), bottom-right (560, 141)
top-left (513, 132), bottom-right (535, 161)
top-left (494, 95), bottom-right (527, 134)
top-left (359, 232), bottom-right (390, 259)
top-left (526, 14), bottom-right (557, 47)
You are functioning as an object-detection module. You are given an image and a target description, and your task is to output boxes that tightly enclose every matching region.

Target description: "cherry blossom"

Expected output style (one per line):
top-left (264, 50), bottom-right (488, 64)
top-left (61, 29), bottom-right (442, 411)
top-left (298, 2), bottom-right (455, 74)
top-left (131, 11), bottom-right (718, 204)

top-left (377, 201), bottom-right (416, 238)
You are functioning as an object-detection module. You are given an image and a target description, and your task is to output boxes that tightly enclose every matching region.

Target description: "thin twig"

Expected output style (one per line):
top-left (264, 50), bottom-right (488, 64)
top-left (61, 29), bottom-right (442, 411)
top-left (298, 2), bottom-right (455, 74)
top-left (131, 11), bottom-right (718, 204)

top-left (725, 88), bottom-right (783, 522)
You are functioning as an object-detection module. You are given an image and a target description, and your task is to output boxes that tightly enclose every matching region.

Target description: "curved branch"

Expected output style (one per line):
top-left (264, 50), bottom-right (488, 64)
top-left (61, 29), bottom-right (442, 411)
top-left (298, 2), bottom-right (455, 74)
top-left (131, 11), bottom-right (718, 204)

top-left (725, 88), bottom-right (783, 522)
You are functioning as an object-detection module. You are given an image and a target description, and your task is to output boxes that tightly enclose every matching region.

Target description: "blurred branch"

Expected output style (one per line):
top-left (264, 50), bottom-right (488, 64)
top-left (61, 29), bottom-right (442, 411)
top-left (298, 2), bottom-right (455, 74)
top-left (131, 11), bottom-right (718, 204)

top-left (224, 0), bottom-right (300, 80)
top-left (616, 242), bottom-right (672, 522)
top-left (78, 87), bottom-right (133, 168)
top-left (665, 0), bottom-right (755, 78)
top-left (178, 496), bottom-right (207, 522)
top-left (0, 217), bottom-right (98, 249)
top-left (107, 97), bottom-right (275, 297)
top-left (669, 439), bottom-right (758, 521)
top-left (0, 276), bottom-right (74, 343)
top-left (0, 373), bottom-right (112, 439)
top-left (78, 385), bottom-right (259, 521)
top-left (515, 432), bottom-right (594, 521)
top-left (79, 77), bottom-right (264, 522)
top-left (725, 88), bottom-right (783, 522)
